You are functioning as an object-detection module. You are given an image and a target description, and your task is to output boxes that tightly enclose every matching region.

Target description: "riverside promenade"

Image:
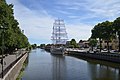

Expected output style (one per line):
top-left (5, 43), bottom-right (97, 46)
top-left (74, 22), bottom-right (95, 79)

top-left (65, 48), bottom-right (120, 63)
top-left (0, 50), bottom-right (28, 80)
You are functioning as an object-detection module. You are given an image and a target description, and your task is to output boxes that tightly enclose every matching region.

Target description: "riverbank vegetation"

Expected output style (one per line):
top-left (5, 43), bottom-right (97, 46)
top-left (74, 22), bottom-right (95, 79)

top-left (16, 57), bottom-right (28, 80)
top-left (0, 0), bottom-right (30, 54)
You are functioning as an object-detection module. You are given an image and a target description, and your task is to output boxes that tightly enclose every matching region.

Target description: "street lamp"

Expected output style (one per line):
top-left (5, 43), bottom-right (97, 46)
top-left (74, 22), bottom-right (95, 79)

top-left (0, 25), bottom-right (7, 78)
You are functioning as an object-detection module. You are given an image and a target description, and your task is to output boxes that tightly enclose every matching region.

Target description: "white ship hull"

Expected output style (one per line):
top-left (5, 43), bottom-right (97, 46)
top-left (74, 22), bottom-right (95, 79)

top-left (50, 47), bottom-right (64, 55)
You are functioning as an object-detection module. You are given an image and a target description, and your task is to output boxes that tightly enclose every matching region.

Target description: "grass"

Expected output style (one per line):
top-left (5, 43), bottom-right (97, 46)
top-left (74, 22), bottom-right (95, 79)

top-left (16, 62), bottom-right (27, 80)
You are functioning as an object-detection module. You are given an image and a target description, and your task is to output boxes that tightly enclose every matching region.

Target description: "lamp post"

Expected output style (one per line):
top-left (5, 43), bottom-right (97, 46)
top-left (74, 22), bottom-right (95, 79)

top-left (0, 25), bottom-right (7, 78)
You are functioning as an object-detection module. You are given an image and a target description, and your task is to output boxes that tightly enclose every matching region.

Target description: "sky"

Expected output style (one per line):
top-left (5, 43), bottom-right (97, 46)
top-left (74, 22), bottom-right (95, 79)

top-left (6, 0), bottom-right (120, 45)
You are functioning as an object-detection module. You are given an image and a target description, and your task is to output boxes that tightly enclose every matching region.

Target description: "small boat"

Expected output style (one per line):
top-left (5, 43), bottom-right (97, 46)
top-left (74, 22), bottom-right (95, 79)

top-left (51, 19), bottom-right (68, 55)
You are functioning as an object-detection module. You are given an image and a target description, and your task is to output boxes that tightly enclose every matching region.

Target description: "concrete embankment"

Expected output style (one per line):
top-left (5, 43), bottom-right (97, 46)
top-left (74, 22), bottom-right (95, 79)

top-left (1, 52), bottom-right (28, 80)
top-left (67, 51), bottom-right (120, 63)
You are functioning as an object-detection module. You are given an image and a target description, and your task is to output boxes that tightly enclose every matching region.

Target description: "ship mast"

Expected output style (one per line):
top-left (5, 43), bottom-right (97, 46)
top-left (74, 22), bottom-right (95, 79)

top-left (51, 19), bottom-right (68, 45)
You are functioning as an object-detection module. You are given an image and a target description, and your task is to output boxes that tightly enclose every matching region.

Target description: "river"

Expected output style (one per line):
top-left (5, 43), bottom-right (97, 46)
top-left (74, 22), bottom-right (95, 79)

top-left (22, 48), bottom-right (120, 80)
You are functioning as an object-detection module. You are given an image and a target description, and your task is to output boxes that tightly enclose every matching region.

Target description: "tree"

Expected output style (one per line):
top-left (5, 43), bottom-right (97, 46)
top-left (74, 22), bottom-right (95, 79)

top-left (40, 44), bottom-right (46, 48)
top-left (113, 17), bottom-right (120, 52)
top-left (0, 0), bottom-right (30, 54)
top-left (31, 44), bottom-right (37, 49)
top-left (91, 23), bottom-right (104, 52)
top-left (91, 21), bottom-right (113, 52)
top-left (100, 21), bottom-right (113, 52)
top-left (70, 39), bottom-right (79, 48)
top-left (89, 39), bottom-right (97, 51)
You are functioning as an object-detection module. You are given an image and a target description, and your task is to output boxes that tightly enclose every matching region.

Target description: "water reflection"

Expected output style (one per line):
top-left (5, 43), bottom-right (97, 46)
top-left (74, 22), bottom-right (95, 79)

top-left (87, 62), bottom-right (120, 80)
top-left (22, 49), bottom-right (120, 80)
top-left (71, 55), bottom-right (120, 80)
top-left (51, 55), bottom-right (66, 80)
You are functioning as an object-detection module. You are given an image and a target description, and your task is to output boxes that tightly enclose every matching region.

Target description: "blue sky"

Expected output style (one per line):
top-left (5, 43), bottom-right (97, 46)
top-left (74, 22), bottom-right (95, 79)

top-left (6, 0), bottom-right (120, 45)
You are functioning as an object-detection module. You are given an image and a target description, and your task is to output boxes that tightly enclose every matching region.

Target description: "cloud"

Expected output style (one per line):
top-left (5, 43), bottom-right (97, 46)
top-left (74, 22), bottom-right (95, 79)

top-left (68, 16), bottom-right (79, 19)
top-left (56, 0), bottom-right (120, 21)
top-left (56, 9), bottom-right (71, 15)
top-left (6, 0), bottom-right (120, 44)
top-left (66, 23), bottom-right (93, 42)
top-left (6, 0), bottom-right (55, 44)
top-left (84, 0), bottom-right (120, 20)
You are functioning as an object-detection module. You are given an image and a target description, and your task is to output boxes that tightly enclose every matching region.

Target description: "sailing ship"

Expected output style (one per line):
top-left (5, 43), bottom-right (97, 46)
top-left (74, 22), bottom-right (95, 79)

top-left (51, 19), bottom-right (68, 55)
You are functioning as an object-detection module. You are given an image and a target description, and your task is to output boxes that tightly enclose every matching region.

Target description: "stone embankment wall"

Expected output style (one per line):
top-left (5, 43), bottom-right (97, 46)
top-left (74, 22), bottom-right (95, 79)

top-left (67, 51), bottom-right (120, 63)
top-left (3, 53), bottom-right (28, 80)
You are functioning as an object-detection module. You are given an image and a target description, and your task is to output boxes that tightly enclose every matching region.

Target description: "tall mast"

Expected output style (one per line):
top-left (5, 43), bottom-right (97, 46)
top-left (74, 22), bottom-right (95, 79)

top-left (51, 19), bottom-right (68, 44)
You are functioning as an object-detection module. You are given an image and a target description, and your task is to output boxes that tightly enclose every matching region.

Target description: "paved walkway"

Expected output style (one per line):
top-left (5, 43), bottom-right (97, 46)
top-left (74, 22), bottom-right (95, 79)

top-left (0, 50), bottom-right (25, 76)
top-left (0, 55), bottom-right (16, 74)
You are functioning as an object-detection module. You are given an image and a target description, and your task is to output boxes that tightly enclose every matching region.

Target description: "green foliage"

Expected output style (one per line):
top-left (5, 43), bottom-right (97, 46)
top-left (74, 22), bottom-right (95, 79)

top-left (0, 0), bottom-right (29, 53)
top-left (91, 17), bottom-right (120, 52)
top-left (91, 18), bottom-right (120, 41)
top-left (31, 44), bottom-right (37, 49)
top-left (89, 39), bottom-right (97, 47)
top-left (101, 21), bottom-right (113, 40)
top-left (91, 23), bottom-right (104, 39)
top-left (113, 17), bottom-right (120, 32)
top-left (91, 21), bottom-right (113, 40)
top-left (70, 39), bottom-right (79, 48)
top-left (39, 44), bottom-right (45, 48)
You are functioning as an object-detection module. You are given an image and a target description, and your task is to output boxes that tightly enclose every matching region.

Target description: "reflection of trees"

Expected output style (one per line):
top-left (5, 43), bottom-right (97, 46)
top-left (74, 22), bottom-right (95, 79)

top-left (51, 55), bottom-right (66, 80)
top-left (70, 55), bottom-right (120, 80)
top-left (87, 62), bottom-right (120, 80)
top-left (40, 49), bottom-right (46, 52)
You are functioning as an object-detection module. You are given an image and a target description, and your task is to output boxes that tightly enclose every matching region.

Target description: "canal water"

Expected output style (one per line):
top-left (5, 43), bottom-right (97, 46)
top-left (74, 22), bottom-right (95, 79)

top-left (22, 49), bottom-right (120, 80)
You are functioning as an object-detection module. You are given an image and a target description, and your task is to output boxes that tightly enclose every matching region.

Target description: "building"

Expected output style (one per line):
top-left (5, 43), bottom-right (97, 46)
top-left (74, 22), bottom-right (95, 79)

top-left (100, 39), bottom-right (118, 50)
top-left (78, 40), bottom-right (89, 48)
